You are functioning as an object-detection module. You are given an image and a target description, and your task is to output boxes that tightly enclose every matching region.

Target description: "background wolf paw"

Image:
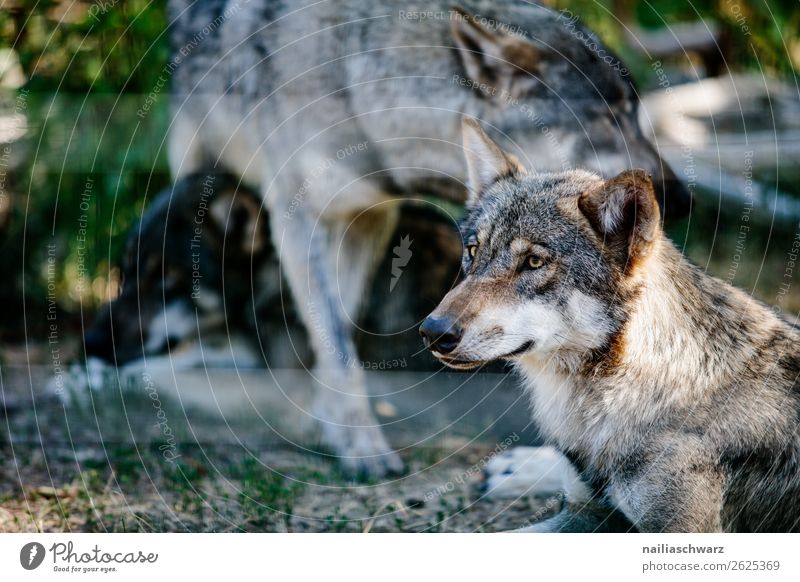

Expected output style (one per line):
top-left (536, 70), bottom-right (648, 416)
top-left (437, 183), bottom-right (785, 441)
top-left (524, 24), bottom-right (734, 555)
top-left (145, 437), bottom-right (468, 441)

top-left (321, 423), bottom-right (404, 480)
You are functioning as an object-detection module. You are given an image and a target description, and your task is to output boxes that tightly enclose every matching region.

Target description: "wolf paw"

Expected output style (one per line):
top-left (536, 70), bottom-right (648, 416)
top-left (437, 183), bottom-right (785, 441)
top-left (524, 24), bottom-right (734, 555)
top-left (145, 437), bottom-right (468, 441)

top-left (482, 445), bottom-right (580, 500)
top-left (320, 421), bottom-right (404, 480)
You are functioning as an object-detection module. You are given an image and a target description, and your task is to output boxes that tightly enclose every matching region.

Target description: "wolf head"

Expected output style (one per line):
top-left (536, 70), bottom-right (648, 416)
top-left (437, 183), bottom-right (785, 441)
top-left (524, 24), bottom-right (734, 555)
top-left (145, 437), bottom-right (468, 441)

top-left (84, 173), bottom-right (266, 365)
top-left (420, 118), bottom-right (661, 371)
top-left (448, 6), bottom-right (688, 220)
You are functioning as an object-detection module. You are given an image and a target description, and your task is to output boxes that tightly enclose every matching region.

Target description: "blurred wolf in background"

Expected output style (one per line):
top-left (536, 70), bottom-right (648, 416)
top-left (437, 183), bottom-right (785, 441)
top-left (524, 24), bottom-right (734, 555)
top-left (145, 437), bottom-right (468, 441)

top-left (85, 173), bottom-right (462, 371)
top-left (421, 119), bottom-right (800, 532)
top-left (86, 173), bottom-right (275, 368)
top-left (162, 0), bottom-right (689, 477)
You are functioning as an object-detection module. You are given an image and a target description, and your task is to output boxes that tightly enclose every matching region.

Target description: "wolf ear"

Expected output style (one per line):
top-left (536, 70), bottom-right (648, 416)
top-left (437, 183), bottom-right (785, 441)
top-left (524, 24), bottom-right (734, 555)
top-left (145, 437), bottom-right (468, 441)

top-left (462, 117), bottom-right (526, 204)
top-left (450, 6), bottom-right (543, 99)
top-left (578, 170), bottom-right (660, 272)
top-left (209, 188), bottom-right (266, 256)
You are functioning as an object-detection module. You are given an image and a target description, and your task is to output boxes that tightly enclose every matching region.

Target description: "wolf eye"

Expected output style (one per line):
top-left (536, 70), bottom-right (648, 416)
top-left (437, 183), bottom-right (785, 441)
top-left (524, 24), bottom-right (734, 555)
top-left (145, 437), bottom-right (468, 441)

top-left (467, 244), bottom-right (478, 259)
top-left (526, 255), bottom-right (545, 270)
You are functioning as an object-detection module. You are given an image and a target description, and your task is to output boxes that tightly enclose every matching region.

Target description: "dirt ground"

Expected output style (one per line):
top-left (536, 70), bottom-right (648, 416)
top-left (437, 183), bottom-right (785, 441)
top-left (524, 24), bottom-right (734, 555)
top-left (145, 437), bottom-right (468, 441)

top-left (0, 441), bottom-right (557, 533)
top-left (0, 346), bottom-right (556, 533)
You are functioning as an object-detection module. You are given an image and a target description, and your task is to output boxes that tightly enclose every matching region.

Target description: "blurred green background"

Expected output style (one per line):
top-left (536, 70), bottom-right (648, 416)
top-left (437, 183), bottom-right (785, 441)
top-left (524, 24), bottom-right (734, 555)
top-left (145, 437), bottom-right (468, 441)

top-left (0, 0), bottom-right (798, 347)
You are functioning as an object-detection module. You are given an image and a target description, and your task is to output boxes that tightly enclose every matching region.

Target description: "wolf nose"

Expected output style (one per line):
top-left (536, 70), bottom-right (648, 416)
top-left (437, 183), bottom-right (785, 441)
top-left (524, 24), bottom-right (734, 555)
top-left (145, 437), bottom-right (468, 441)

top-left (419, 316), bottom-right (462, 354)
top-left (84, 331), bottom-right (113, 360)
top-left (84, 322), bottom-right (114, 362)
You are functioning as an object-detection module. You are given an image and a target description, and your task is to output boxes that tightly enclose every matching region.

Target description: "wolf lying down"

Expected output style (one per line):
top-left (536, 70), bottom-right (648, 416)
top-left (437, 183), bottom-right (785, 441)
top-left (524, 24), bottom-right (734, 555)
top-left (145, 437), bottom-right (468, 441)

top-left (85, 172), bottom-right (462, 372)
top-left (421, 119), bottom-right (800, 532)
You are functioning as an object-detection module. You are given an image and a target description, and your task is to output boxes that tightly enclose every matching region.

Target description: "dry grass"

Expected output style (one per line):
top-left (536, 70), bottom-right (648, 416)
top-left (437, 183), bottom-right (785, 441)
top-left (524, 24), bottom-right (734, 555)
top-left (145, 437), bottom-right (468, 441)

top-left (0, 353), bottom-right (554, 533)
top-left (0, 442), bottom-right (555, 533)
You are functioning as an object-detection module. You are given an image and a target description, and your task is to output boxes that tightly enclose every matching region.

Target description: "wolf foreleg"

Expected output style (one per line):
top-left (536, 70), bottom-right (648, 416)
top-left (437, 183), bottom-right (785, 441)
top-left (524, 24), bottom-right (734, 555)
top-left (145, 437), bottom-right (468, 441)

top-left (268, 203), bottom-right (402, 478)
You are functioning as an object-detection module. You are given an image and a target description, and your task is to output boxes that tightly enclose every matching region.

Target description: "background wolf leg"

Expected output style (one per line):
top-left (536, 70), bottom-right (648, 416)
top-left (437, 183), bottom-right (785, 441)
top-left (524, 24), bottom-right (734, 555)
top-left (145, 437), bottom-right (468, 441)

top-left (268, 197), bottom-right (403, 478)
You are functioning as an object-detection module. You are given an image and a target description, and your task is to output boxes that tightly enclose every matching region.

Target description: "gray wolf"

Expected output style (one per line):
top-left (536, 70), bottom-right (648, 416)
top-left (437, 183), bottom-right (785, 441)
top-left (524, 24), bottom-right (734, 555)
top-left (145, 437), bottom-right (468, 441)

top-left (420, 118), bottom-right (800, 532)
top-left (85, 173), bottom-right (462, 372)
top-left (167, 0), bottom-right (689, 476)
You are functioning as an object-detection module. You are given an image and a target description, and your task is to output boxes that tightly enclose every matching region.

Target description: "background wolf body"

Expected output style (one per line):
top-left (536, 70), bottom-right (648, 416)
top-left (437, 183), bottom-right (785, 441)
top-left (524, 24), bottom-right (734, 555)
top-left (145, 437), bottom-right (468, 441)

top-left (167, 0), bottom-right (689, 476)
top-left (421, 120), bottom-right (800, 532)
top-left (85, 173), bottom-right (463, 372)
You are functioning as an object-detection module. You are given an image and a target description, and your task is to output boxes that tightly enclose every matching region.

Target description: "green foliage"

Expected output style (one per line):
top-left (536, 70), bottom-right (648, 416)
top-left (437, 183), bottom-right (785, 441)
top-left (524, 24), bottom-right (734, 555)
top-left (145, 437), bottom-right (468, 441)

top-left (5, 0), bottom-right (168, 93)
top-left (0, 1), bottom-right (170, 337)
top-left (553, 0), bottom-right (797, 81)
